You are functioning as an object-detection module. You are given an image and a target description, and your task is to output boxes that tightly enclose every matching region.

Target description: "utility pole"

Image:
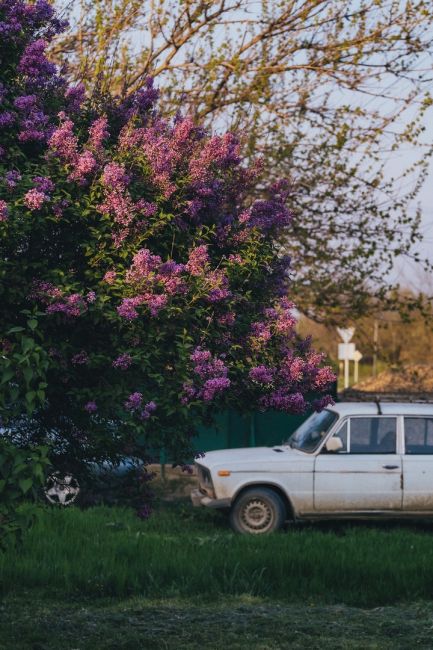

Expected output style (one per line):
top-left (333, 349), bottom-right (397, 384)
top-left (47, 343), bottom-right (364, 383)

top-left (372, 320), bottom-right (379, 378)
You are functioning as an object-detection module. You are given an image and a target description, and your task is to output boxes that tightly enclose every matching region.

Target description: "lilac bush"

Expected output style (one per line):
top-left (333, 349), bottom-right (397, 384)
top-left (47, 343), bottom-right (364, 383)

top-left (0, 0), bottom-right (335, 463)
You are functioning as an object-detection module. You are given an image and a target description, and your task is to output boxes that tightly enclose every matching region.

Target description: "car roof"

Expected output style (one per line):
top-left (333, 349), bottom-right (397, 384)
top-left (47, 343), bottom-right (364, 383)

top-left (328, 401), bottom-right (433, 417)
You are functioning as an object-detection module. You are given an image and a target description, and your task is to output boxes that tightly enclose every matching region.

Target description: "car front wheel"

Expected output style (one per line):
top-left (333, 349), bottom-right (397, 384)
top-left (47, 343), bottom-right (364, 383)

top-left (229, 487), bottom-right (286, 534)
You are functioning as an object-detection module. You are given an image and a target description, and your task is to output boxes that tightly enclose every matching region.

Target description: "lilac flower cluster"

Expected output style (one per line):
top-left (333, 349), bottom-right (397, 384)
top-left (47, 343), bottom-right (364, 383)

top-left (71, 351), bottom-right (89, 365)
top-left (24, 188), bottom-right (47, 210)
top-left (45, 293), bottom-right (88, 318)
top-left (3, 170), bottom-right (21, 189)
top-left (185, 245), bottom-right (209, 276)
top-left (118, 248), bottom-right (188, 319)
top-left (125, 392), bottom-right (157, 420)
top-left (249, 365), bottom-right (274, 385)
top-left (112, 353), bottom-right (133, 370)
top-left (0, 2), bottom-right (68, 145)
top-left (84, 401), bottom-right (97, 413)
top-left (182, 348), bottom-right (231, 403)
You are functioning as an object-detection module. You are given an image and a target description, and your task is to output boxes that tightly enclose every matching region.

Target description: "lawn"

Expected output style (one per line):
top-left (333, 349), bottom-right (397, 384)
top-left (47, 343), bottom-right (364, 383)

top-left (2, 502), bottom-right (433, 648)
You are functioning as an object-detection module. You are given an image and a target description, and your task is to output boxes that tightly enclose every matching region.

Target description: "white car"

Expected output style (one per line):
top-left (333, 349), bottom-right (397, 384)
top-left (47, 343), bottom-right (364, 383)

top-left (191, 401), bottom-right (433, 534)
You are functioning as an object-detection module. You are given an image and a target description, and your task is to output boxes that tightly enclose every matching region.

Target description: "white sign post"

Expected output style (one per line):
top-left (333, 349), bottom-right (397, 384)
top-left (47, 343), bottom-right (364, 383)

top-left (353, 350), bottom-right (363, 384)
top-left (337, 327), bottom-right (355, 389)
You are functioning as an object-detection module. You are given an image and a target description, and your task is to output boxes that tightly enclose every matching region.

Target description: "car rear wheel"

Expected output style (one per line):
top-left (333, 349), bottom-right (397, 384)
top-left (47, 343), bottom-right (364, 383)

top-left (229, 487), bottom-right (286, 534)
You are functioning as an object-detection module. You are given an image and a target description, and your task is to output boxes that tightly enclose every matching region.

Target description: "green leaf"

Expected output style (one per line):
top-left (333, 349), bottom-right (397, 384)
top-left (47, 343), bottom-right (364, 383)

top-left (27, 319), bottom-right (38, 330)
top-left (18, 478), bottom-right (33, 495)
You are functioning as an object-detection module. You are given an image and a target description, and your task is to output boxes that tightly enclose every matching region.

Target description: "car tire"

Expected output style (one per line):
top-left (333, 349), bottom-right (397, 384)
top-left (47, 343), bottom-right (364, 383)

top-left (229, 487), bottom-right (286, 534)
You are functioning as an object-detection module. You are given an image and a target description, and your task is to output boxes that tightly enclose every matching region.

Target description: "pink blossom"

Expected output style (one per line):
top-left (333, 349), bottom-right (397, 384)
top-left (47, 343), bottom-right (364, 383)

top-left (24, 188), bottom-right (47, 210)
top-left (103, 270), bottom-right (117, 284)
top-left (145, 293), bottom-right (168, 316)
top-left (101, 162), bottom-right (129, 190)
top-left (186, 245), bottom-right (209, 276)
top-left (117, 296), bottom-right (143, 320)
top-left (49, 118), bottom-right (78, 163)
top-left (86, 291), bottom-right (96, 303)
top-left (68, 150), bottom-right (97, 183)
top-left (46, 293), bottom-right (88, 318)
top-left (313, 366), bottom-right (337, 390)
top-left (0, 199), bottom-right (8, 221)
top-left (88, 116), bottom-right (109, 151)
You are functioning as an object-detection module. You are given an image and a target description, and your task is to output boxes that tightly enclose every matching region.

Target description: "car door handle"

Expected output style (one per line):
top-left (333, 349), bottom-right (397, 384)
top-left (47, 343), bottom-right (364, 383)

top-left (383, 464), bottom-right (399, 470)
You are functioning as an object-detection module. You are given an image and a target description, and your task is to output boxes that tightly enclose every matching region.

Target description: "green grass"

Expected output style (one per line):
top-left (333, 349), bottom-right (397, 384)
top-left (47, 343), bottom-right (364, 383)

top-left (2, 503), bottom-right (433, 607)
top-left (2, 593), bottom-right (433, 649)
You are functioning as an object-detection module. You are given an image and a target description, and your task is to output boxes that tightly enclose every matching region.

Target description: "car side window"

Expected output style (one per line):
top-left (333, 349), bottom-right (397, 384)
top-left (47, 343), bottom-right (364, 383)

top-left (349, 417), bottom-right (397, 454)
top-left (332, 421), bottom-right (348, 452)
top-left (405, 418), bottom-right (433, 454)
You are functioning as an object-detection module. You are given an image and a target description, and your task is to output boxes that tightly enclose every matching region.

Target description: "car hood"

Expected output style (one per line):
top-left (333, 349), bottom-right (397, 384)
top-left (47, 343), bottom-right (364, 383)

top-left (196, 445), bottom-right (307, 472)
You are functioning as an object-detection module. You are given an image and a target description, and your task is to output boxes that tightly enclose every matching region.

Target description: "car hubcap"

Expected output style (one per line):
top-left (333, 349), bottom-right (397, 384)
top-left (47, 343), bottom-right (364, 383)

top-left (44, 472), bottom-right (80, 506)
top-left (241, 499), bottom-right (273, 532)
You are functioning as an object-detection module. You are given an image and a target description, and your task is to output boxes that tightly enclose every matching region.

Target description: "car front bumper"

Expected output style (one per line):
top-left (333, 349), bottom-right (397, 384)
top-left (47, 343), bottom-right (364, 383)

top-left (190, 488), bottom-right (231, 509)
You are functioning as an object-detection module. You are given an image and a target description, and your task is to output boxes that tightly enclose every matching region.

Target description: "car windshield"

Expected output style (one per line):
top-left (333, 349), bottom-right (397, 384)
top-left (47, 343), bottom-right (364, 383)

top-left (287, 409), bottom-right (338, 453)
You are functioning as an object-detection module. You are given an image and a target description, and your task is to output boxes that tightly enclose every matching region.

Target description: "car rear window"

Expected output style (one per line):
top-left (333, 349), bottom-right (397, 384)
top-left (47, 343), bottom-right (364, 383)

top-left (405, 417), bottom-right (433, 454)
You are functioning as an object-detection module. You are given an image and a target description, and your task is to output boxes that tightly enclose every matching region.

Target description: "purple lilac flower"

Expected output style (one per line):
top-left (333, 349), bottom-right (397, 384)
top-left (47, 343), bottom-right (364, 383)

top-left (84, 401), bottom-right (97, 413)
top-left (117, 297), bottom-right (142, 320)
top-left (313, 395), bottom-right (335, 412)
top-left (24, 188), bottom-right (47, 210)
top-left (65, 84), bottom-right (86, 113)
top-left (0, 111), bottom-right (15, 127)
top-left (4, 170), bottom-right (21, 188)
top-left (146, 293), bottom-right (168, 316)
top-left (18, 39), bottom-right (57, 86)
top-left (135, 199), bottom-right (157, 217)
top-left (249, 365), bottom-right (274, 385)
top-left (46, 293), bottom-right (87, 317)
top-left (14, 94), bottom-right (37, 111)
top-left (86, 290), bottom-right (96, 303)
top-left (140, 400), bottom-right (157, 420)
top-left (71, 351), bottom-right (89, 365)
top-left (125, 392), bottom-right (143, 411)
top-left (32, 175), bottom-right (54, 193)
top-left (112, 353), bottom-right (133, 370)
top-left (202, 377), bottom-right (231, 402)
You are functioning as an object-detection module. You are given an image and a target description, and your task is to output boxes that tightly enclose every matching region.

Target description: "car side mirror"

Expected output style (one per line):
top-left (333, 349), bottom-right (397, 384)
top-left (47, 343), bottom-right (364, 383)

top-left (325, 436), bottom-right (343, 453)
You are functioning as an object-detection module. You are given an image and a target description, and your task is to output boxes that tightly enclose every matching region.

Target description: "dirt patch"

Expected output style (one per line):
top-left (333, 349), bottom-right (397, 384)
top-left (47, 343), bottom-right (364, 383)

top-left (149, 463), bottom-right (197, 501)
top-left (352, 363), bottom-right (433, 394)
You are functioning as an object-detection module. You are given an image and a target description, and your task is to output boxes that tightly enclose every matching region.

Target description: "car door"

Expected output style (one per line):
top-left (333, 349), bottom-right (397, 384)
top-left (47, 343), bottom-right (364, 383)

top-left (403, 416), bottom-right (433, 511)
top-left (314, 416), bottom-right (402, 512)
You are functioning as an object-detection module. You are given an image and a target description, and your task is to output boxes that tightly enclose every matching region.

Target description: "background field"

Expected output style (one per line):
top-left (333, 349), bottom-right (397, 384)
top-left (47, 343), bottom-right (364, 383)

top-left (2, 503), bottom-right (433, 648)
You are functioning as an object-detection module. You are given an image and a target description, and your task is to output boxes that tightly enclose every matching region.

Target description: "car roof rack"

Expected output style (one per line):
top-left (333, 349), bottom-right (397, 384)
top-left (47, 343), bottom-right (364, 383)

top-left (374, 398), bottom-right (382, 415)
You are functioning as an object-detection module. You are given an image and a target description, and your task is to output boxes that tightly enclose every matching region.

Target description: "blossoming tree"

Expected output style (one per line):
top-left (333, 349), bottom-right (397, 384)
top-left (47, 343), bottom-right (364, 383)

top-left (0, 0), bottom-right (335, 464)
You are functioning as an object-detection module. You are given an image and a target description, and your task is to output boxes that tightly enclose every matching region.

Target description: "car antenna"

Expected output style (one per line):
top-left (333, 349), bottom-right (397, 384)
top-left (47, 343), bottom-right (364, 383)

top-left (375, 398), bottom-right (382, 415)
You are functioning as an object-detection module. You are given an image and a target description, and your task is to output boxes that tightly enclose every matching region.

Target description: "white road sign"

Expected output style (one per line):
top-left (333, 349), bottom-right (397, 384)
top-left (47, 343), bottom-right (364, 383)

top-left (338, 343), bottom-right (356, 361)
top-left (337, 327), bottom-right (355, 343)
